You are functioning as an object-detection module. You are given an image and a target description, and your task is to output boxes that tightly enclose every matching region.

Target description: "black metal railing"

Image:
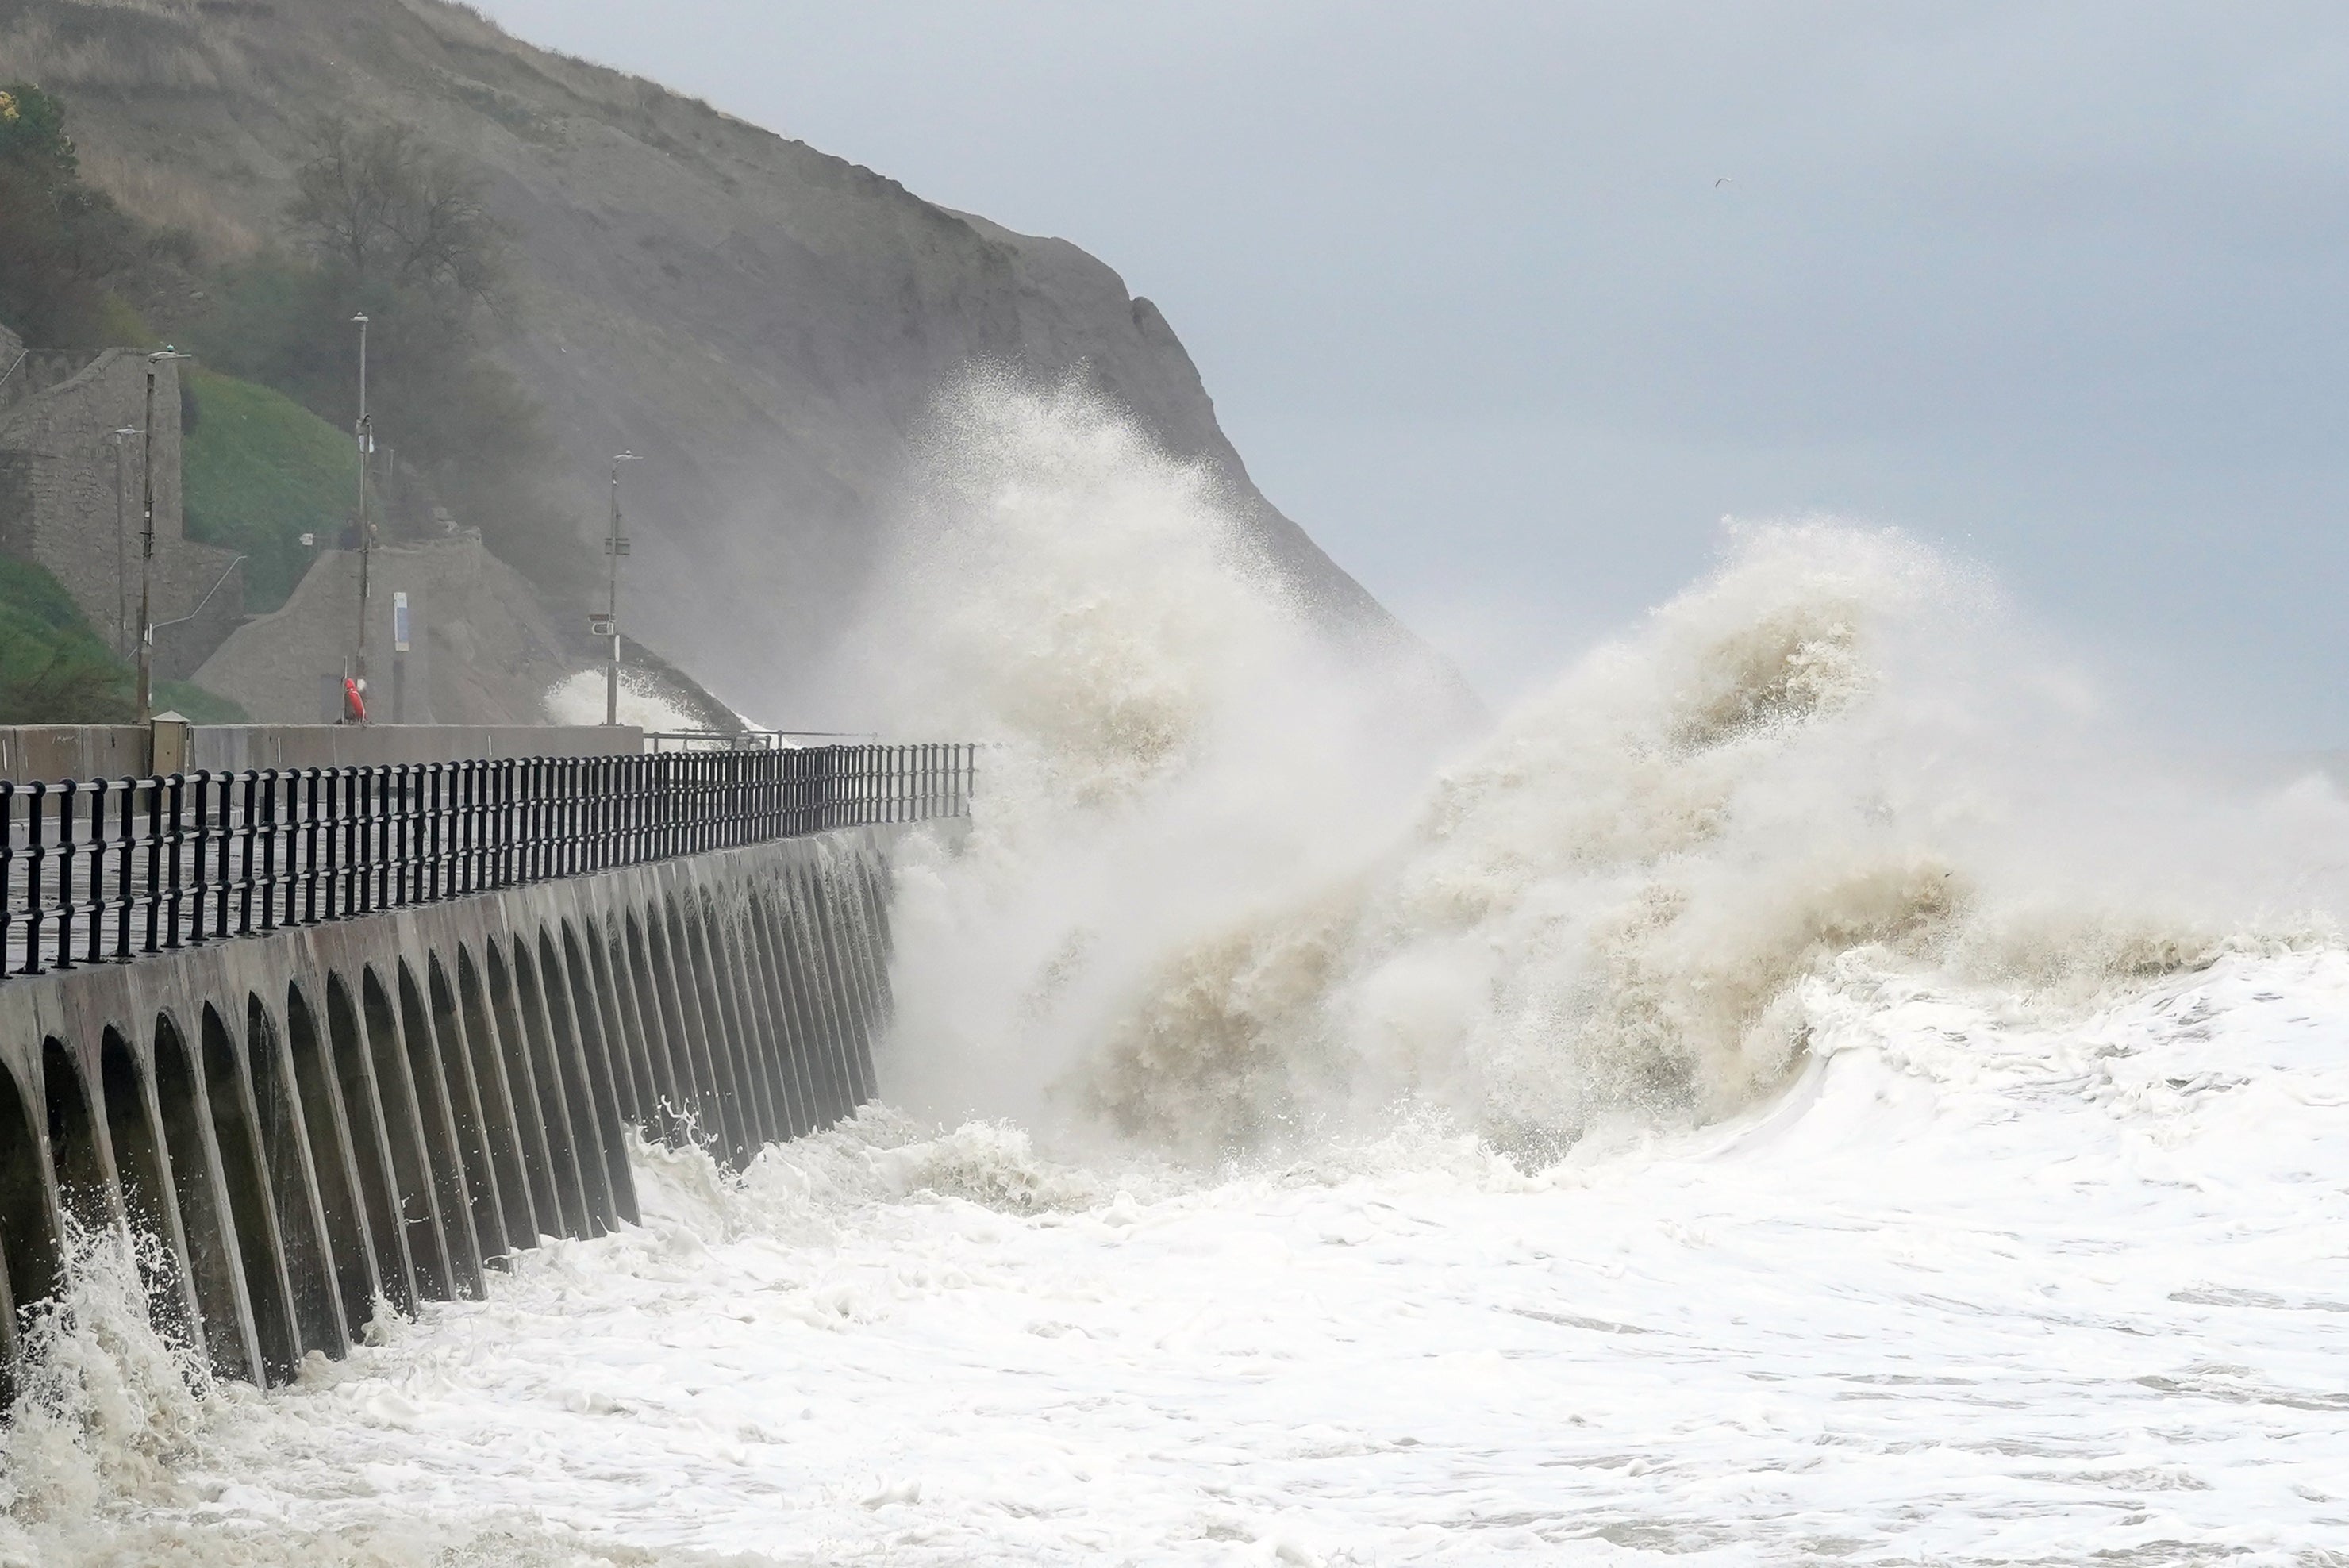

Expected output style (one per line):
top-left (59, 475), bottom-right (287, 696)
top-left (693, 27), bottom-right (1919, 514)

top-left (0, 743), bottom-right (975, 982)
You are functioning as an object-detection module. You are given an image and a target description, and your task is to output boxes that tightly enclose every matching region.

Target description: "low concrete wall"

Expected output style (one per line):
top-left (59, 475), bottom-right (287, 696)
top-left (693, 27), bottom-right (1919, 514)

top-left (182, 724), bottom-right (644, 774)
top-left (0, 726), bottom-right (148, 785)
top-left (0, 724), bottom-right (644, 784)
top-left (0, 824), bottom-right (899, 1391)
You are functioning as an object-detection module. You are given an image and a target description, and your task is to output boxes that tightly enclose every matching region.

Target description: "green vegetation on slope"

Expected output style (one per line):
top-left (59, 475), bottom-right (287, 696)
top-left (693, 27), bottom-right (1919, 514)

top-left (0, 555), bottom-right (247, 726)
top-left (0, 555), bottom-right (133, 722)
top-left (182, 365), bottom-right (355, 610)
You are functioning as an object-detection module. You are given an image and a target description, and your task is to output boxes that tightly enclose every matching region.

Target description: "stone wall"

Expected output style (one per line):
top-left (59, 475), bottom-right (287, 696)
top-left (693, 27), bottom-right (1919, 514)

top-left (0, 346), bottom-right (244, 678)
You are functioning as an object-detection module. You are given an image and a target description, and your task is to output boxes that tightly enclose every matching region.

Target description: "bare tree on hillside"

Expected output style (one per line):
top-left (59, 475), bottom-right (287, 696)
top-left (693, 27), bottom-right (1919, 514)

top-left (286, 118), bottom-right (503, 298)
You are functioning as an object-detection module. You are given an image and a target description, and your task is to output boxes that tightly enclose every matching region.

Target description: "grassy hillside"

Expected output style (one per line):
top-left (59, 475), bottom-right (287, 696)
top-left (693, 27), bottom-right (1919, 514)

top-left (182, 365), bottom-right (354, 612)
top-left (0, 555), bottom-right (246, 725)
top-left (0, 555), bottom-right (132, 722)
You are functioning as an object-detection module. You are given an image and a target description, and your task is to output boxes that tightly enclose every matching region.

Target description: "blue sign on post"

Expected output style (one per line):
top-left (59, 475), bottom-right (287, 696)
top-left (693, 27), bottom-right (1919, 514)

top-left (392, 591), bottom-right (411, 653)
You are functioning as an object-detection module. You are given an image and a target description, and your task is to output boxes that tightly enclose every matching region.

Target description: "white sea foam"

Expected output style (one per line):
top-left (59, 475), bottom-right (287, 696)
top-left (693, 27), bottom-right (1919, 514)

top-left (542, 668), bottom-right (713, 734)
top-left (9, 377), bottom-right (2348, 1563)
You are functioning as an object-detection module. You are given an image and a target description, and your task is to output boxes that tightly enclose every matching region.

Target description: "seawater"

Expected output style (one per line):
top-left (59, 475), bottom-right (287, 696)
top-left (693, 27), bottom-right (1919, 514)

top-left (6, 377), bottom-right (2346, 1566)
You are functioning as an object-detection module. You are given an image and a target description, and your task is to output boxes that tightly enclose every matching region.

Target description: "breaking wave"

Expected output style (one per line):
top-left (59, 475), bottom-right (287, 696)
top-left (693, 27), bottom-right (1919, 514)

top-left (870, 379), bottom-right (2349, 1161)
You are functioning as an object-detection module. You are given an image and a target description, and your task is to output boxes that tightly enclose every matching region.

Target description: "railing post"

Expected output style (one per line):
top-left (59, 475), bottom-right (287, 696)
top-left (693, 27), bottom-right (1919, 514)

top-left (568, 755), bottom-right (584, 874)
top-left (398, 764), bottom-right (416, 905)
top-left (362, 764), bottom-right (380, 913)
top-left (113, 776), bottom-right (134, 960)
top-left (599, 754), bottom-right (615, 868)
top-left (46, 780), bottom-right (72, 972)
top-left (502, 759), bottom-right (519, 888)
top-left (78, 781), bottom-right (104, 967)
top-left (726, 750), bottom-right (741, 847)
top-left (384, 764), bottom-right (402, 907)
top-left (216, 771), bottom-right (234, 940)
top-left (617, 753), bottom-right (634, 865)
top-left (452, 762), bottom-right (468, 894)
top-left (469, 760), bottom-right (485, 891)
top-left (339, 767), bottom-right (359, 918)
top-left (52, 778), bottom-right (80, 971)
top-left (655, 752), bottom-right (671, 859)
top-left (162, 772), bottom-right (186, 949)
top-left (429, 763), bottom-right (448, 901)
top-left (234, 771), bottom-right (255, 936)
top-left (303, 768), bottom-right (325, 924)
top-left (350, 767), bottom-right (370, 917)
top-left (530, 757), bottom-right (547, 881)
top-left (0, 782), bottom-right (13, 974)
top-left (25, 779), bottom-right (48, 973)
top-left (189, 771), bottom-right (214, 943)
top-left (257, 771), bottom-right (279, 933)
top-left (143, 773), bottom-right (163, 953)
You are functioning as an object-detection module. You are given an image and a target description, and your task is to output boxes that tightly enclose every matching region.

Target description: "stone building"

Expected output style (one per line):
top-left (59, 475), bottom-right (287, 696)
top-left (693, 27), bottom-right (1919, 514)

top-left (0, 321), bottom-right (244, 678)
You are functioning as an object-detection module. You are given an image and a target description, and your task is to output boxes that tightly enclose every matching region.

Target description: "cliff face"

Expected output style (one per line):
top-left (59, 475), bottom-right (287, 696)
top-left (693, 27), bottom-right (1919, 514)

top-left (0, 0), bottom-right (1419, 721)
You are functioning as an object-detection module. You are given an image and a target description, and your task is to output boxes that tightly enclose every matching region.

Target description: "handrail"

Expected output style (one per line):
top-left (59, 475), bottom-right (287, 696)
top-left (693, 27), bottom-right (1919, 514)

top-left (149, 552), bottom-right (248, 632)
top-left (0, 741), bottom-right (976, 982)
top-left (640, 729), bottom-right (888, 751)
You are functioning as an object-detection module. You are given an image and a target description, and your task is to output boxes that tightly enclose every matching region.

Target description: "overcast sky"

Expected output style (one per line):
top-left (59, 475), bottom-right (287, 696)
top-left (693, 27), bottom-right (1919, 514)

top-left (476, 0), bottom-right (2349, 744)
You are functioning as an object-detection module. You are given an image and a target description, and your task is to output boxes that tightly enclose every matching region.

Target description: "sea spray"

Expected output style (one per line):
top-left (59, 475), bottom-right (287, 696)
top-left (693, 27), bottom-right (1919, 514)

top-left (859, 380), bottom-right (2349, 1159)
top-left (848, 371), bottom-right (1460, 1143)
top-left (0, 1220), bottom-right (212, 1562)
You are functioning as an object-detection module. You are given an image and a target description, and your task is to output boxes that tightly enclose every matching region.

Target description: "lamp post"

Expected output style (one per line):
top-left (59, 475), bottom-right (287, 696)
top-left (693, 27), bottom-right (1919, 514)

top-left (351, 311), bottom-right (374, 716)
top-left (110, 425), bottom-right (138, 657)
top-left (137, 349), bottom-right (192, 721)
top-left (601, 452), bottom-right (640, 727)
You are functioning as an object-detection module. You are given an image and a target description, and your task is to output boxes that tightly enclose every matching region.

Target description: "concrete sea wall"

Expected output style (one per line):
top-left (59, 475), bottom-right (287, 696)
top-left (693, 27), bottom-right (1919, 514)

top-left (0, 824), bottom-right (902, 1394)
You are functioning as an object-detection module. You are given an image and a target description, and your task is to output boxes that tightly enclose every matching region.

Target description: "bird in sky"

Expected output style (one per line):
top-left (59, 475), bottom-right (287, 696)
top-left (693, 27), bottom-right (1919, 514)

top-left (1715, 176), bottom-right (1734, 187)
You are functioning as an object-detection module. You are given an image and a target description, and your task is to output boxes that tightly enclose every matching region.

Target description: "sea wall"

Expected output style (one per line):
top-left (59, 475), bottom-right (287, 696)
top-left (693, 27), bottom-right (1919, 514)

top-left (0, 824), bottom-right (901, 1393)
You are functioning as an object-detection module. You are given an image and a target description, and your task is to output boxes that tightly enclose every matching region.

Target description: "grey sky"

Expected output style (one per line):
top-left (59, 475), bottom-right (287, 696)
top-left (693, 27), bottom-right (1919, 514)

top-left (475, 0), bottom-right (2349, 743)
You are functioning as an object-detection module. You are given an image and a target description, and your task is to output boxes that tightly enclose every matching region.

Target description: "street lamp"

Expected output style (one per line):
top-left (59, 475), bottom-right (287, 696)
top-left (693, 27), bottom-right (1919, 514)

top-left (137, 349), bottom-right (192, 721)
top-left (349, 312), bottom-right (375, 717)
top-left (600, 451), bottom-right (641, 726)
top-left (110, 425), bottom-right (138, 657)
